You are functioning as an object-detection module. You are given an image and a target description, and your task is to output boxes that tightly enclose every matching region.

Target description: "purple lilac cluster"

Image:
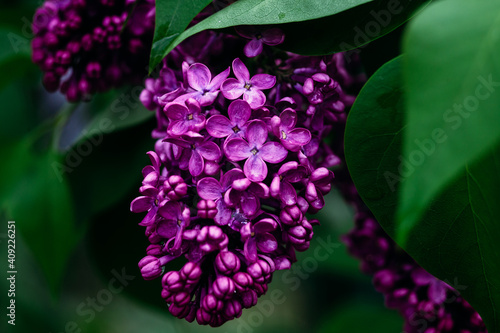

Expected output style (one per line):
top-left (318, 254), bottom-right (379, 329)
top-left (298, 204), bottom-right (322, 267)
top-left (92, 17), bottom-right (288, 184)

top-left (132, 38), bottom-right (357, 325)
top-left (31, 0), bottom-right (155, 102)
top-left (339, 185), bottom-right (487, 332)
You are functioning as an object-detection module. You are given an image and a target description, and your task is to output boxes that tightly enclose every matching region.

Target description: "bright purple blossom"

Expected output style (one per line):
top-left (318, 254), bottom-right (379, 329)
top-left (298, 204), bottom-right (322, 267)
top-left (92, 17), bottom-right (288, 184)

top-left (206, 100), bottom-right (251, 141)
top-left (165, 98), bottom-right (206, 136)
top-left (270, 161), bottom-right (308, 206)
top-left (235, 26), bottom-right (285, 58)
top-left (225, 120), bottom-right (287, 182)
top-left (221, 58), bottom-right (276, 109)
top-left (241, 218), bottom-right (278, 262)
top-left (271, 109), bottom-right (312, 152)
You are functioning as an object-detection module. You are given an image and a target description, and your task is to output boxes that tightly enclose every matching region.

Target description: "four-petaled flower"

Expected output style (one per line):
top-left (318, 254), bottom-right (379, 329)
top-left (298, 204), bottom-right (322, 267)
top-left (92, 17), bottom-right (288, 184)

top-left (157, 201), bottom-right (191, 254)
top-left (221, 58), bottom-right (276, 109)
top-left (165, 98), bottom-right (205, 136)
top-left (174, 62), bottom-right (230, 106)
top-left (270, 109), bottom-right (311, 152)
top-left (206, 100), bottom-right (251, 142)
top-left (270, 161), bottom-right (308, 206)
top-left (225, 119), bottom-right (288, 182)
top-left (241, 218), bottom-right (279, 262)
top-left (235, 26), bottom-right (285, 58)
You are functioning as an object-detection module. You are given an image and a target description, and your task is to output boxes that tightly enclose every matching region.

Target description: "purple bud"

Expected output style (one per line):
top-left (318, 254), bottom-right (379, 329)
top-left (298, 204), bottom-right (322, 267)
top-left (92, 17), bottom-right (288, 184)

top-left (201, 294), bottom-right (224, 313)
top-left (232, 272), bottom-right (253, 292)
top-left (164, 175), bottom-right (188, 200)
top-left (223, 299), bottom-right (242, 319)
top-left (180, 262), bottom-right (202, 284)
top-left (197, 199), bottom-right (217, 219)
top-left (138, 255), bottom-right (163, 280)
top-left (373, 269), bottom-right (396, 293)
top-left (240, 290), bottom-right (258, 308)
top-left (280, 204), bottom-right (303, 225)
top-left (162, 271), bottom-right (184, 292)
top-left (215, 251), bottom-right (241, 275)
top-left (212, 276), bottom-right (235, 300)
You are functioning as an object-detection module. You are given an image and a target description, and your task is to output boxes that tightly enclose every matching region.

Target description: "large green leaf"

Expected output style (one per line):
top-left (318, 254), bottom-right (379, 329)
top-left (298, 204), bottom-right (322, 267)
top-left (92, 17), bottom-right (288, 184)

top-left (0, 140), bottom-right (80, 294)
top-left (150, 0), bottom-right (374, 70)
top-left (345, 57), bottom-right (500, 332)
top-left (397, 0), bottom-right (500, 242)
top-left (279, 0), bottom-right (430, 56)
top-left (150, 0), bottom-right (212, 69)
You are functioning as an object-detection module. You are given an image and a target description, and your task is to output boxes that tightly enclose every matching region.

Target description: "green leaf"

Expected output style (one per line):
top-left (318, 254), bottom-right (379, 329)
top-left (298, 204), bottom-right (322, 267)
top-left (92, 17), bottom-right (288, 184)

top-left (279, 0), bottom-right (430, 56)
top-left (150, 0), bottom-right (212, 70)
top-left (150, 0), bottom-right (375, 70)
top-left (0, 140), bottom-right (80, 294)
top-left (345, 57), bottom-right (500, 333)
top-left (397, 0), bottom-right (500, 243)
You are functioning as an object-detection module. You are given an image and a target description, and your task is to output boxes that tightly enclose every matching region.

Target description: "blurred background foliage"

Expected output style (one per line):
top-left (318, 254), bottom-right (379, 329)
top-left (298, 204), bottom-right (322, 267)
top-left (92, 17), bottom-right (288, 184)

top-left (0, 0), bottom-right (405, 332)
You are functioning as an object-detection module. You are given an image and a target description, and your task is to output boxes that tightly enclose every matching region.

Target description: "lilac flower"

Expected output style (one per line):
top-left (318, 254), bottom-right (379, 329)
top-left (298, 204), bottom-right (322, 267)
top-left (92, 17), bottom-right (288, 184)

top-left (221, 58), bottom-right (276, 109)
top-left (270, 161), bottom-right (308, 206)
top-left (235, 26), bottom-right (285, 58)
top-left (241, 218), bottom-right (278, 262)
top-left (225, 120), bottom-right (287, 182)
top-left (225, 176), bottom-right (270, 218)
top-left (270, 109), bottom-right (312, 152)
top-left (165, 98), bottom-right (206, 136)
top-left (157, 201), bottom-right (190, 253)
top-left (173, 63), bottom-right (230, 106)
top-left (165, 134), bottom-right (221, 177)
top-left (197, 170), bottom-right (246, 225)
top-left (206, 100), bottom-right (251, 141)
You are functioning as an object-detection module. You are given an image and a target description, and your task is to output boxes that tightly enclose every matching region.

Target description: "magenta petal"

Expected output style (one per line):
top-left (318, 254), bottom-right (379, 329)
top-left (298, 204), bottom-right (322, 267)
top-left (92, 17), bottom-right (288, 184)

top-left (221, 78), bottom-right (245, 100)
top-left (146, 151), bottom-right (161, 170)
top-left (215, 200), bottom-right (232, 226)
top-left (158, 200), bottom-right (181, 220)
top-left (243, 89), bottom-right (266, 109)
top-left (250, 74), bottom-right (276, 90)
top-left (241, 193), bottom-right (259, 216)
top-left (198, 141), bottom-right (221, 161)
top-left (245, 119), bottom-right (268, 147)
top-left (256, 233), bottom-right (278, 253)
top-left (288, 128), bottom-right (312, 145)
top-left (187, 63), bottom-right (211, 91)
top-left (254, 218), bottom-right (277, 233)
top-left (280, 109), bottom-right (297, 129)
top-left (206, 115), bottom-right (233, 138)
top-left (130, 196), bottom-right (152, 212)
top-left (189, 150), bottom-right (204, 177)
top-left (198, 91), bottom-right (220, 106)
top-left (270, 176), bottom-right (280, 198)
top-left (166, 103), bottom-right (187, 121)
top-left (262, 28), bottom-right (285, 45)
top-left (232, 178), bottom-right (252, 191)
top-left (232, 58), bottom-right (250, 82)
top-left (208, 66), bottom-right (230, 90)
top-left (157, 220), bottom-right (178, 239)
top-left (197, 177), bottom-right (223, 201)
top-left (244, 39), bottom-right (263, 58)
top-left (244, 238), bottom-right (258, 262)
top-left (259, 142), bottom-right (288, 163)
top-left (280, 180), bottom-right (297, 206)
top-left (228, 100), bottom-right (252, 126)
top-left (225, 138), bottom-right (251, 161)
top-left (244, 156), bottom-right (267, 182)
top-left (221, 169), bottom-right (246, 189)
top-left (168, 120), bottom-right (189, 136)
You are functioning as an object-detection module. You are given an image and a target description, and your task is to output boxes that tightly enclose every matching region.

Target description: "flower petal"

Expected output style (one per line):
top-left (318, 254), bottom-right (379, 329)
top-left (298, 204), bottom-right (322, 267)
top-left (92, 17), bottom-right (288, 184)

top-left (244, 39), bottom-right (263, 58)
top-left (165, 103), bottom-right (187, 121)
top-left (221, 78), bottom-right (245, 100)
top-left (250, 74), bottom-right (276, 90)
top-left (280, 180), bottom-right (297, 206)
top-left (207, 66), bottom-right (230, 91)
top-left (187, 63), bottom-right (211, 91)
top-left (228, 100), bottom-right (252, 126)
top-left (254, 218), bottom-right (278, 233)
top-left (221, 169), bottom-right (246, 189)
top-left (243, 89), bottom-right (266, 109)
top-left (244, 155), bottom-right (267, 182)
top-left (197, 141), bottom-right (221, 161)
top-left (225, 138), bottom-right (251, 161)
top-left (157, 220), bottom-right (178, 239)
top-left (245, 119), bottom-right (268, 147)
top-left (168, 120), bottom-right (189, 136)
top-left (244, 238), bottom-right (258, 262)
top-left (189, 150), bottom-right (204, 177)
top-left (158, 200), bottom-right (181, 220)
top-left (197, 177), bottom-right (223, 200)
top-left (261, 28), bottom-right (285, 45)
top-left (280, 109), bottom-right (297, 130)
top-left (259, 142), bottom-right (288, 163)
top-left (232, 58), bottom-right (250, 83)
top-left (241, 193), bottom-right (259, 217)
top-left (206, 115), bottom-right (233, 138)
top-left (256, 233), bottom-right (278, 253)
top-left (215, 200), bottom-right (232, 226)
top-left (130, 196), bottom-right (152, 213)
